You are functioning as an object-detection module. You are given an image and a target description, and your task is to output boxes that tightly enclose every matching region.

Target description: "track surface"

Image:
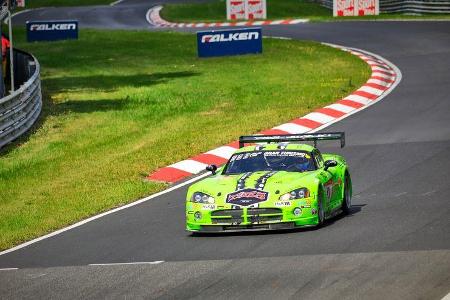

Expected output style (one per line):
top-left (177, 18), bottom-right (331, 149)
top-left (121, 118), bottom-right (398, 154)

top-left (3, 1), bottom-right (450, 299)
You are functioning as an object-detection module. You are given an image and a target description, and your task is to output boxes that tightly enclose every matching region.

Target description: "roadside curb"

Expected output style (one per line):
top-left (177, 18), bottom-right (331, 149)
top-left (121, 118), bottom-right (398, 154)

top-left (148, 42), bottom-right (402, 183)
top-left (146, 5), bottom-right (309, 28)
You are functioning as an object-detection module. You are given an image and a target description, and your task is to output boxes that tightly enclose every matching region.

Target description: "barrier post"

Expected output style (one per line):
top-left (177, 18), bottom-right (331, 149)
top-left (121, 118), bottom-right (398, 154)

top-left (7, 10), bottom-right (14, 91)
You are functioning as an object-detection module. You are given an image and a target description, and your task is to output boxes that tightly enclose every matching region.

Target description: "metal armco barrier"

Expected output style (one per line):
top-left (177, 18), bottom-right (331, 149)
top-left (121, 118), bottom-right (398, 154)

top-left (380, 0), bottom-right (450, 13)
top-left (0, 49), bottom-right (42, 149)
top-left (316, 0), bottom-right (333, 9)
top-left (315, 0), bottom-right (450, 13)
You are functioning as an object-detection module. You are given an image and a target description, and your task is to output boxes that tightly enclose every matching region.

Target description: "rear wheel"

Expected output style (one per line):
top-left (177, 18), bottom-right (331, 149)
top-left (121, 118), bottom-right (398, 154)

top-left (342, 175), bottom-right (352, 215)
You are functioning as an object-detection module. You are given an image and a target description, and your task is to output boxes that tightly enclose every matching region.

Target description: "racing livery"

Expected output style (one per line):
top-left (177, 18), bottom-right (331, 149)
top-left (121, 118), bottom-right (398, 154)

top-left (186, 133), bottom-right (352, 232)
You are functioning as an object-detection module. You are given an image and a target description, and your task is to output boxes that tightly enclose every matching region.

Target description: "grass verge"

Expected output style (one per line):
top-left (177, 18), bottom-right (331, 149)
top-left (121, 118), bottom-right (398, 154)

top-left (0, 28), bottom-right (370, 250)
top-left (160, 0), bottom-right (450, 22)
top-left (16, 0), bottom-right (113, 9)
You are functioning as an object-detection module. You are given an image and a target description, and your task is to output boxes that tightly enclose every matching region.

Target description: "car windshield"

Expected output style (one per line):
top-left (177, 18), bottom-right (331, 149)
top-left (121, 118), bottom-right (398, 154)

top-left (223, 150), bottom-right (316, 174)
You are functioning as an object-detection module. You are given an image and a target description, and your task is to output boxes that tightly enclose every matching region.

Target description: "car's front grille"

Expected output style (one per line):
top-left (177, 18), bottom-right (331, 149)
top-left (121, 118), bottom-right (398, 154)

top-left (211, 209), bottom-right (243, 217)
top-left (247, 208), bottom-right (283, 223)
top-left (211, 209), bottom-right (243, 225)
top-left (210, 208), bottom-right (283, 225)
top-left (247, 208), bottom-right (282, 215)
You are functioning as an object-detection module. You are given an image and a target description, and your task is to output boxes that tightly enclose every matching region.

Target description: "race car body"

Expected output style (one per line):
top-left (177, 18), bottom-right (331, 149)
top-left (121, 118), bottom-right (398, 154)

top-left (186, 133), bottom-right (352, 232)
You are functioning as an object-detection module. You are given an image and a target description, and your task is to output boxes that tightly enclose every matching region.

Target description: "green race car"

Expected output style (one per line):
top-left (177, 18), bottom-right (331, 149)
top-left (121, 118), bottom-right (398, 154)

top-left (186, 132), bottom-right (352, 232)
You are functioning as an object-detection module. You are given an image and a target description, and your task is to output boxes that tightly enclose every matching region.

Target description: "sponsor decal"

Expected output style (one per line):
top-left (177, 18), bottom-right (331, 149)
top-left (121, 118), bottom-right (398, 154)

top-left (201, 32), bottom-right (259, 43)
top-left (263, 151), bottom-right (308, 158)
top-left (29, 23), bottom-right (77, 31)
top-left (202, 204), bottom-right (216, 210)
top-left (334, 0), bottom-right (378, 16)
top-left (227, 0), bottom-right (246, 20)
top-left (26, 20), bottom-right (78, 42)
top-left (226, 188), bottom-right (269, 206)
top-left (274, 201), bottom-right (291, 207)
top-left (197, 27), bottom-right (262, 58)
top-left (247, 0), bottom-right (266, 19)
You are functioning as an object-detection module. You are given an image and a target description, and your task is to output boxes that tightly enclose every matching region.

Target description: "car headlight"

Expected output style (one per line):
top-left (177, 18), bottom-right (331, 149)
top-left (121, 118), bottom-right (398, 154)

top-left (279, 188), bottom-right (310, 201)
top-left (191, 192), bottom-right (215, 204)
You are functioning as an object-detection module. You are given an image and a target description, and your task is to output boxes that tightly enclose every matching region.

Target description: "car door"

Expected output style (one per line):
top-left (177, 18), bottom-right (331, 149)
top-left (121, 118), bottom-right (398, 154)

top-left (313, 149), bottom-right (333, 214)
top-left (314, 149), bottom-right (341, 212)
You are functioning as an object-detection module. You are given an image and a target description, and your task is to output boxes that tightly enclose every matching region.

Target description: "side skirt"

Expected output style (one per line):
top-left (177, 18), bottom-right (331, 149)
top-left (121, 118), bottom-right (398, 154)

top-left (325, 208), bottom-right (343, 220)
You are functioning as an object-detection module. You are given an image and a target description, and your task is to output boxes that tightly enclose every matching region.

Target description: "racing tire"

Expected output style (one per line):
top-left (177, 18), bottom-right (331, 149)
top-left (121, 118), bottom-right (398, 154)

top-left (342, 175), bottom-right (352, 215)
top-left (317, 186), bottom-right (325, 227)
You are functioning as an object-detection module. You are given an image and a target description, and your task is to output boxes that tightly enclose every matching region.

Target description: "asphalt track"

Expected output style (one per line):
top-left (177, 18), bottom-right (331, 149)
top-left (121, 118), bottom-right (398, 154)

top-left (2, 1), bottom-right (450, 299)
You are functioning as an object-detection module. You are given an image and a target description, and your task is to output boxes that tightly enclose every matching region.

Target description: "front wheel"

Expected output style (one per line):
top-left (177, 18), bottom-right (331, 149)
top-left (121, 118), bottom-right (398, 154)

top-left (342, 175), bottom-right (352, 215)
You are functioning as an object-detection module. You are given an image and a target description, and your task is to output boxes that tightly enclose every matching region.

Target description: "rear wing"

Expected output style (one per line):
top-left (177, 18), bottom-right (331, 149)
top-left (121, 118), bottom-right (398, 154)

top-left (238, 132), bottom-right (345, 148)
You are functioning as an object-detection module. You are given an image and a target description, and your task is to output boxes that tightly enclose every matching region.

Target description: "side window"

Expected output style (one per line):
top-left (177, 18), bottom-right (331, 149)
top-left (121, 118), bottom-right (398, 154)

top-left (313, 150), bottom-right (324, 168)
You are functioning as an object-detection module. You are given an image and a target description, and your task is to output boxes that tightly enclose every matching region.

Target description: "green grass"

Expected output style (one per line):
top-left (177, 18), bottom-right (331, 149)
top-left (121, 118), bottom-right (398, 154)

top-left (0, 28), bottom-right (370, 250)
top-left (161, 0), bottom-right (331, 22)
top-left (18, 0), bottom-right (112, 9)
top-left (160, 0), bottom-right (450, 22)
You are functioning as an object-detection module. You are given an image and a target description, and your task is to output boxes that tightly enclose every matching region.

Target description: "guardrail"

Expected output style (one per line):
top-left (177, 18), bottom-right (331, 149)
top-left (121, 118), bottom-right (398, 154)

top-left (314, 0), bottom-right (450, 13)
top-left (380, 0), bottom-right (450, 13)
top-left (315, 0), bottom-right (332, 9)
top-left (0, 49), bottom-right (42, 149)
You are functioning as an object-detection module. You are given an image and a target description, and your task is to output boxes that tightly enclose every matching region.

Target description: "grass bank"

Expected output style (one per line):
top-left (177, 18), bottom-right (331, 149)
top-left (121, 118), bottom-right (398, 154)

top-left (160, 0), bottom-right (450, 22)
top-left (17, 0), bottom-right (112, 9)
top-left (0, 29), bottom-right (370, 250)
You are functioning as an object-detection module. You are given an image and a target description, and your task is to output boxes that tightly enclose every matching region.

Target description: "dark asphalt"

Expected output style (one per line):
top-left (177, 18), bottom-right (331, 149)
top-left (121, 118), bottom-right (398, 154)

top-left (12, 0), bottom-right (213, 29)
top-left (2, 1), bottom-right (450, 299)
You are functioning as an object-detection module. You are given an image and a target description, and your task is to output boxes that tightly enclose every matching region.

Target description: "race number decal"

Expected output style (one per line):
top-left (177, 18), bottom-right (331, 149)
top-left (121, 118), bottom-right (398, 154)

top-left (227, 0), bottom-right (246, 20)
top-left (246, 0), bottom-right (266, 20)
top-left (324, 179), bottom-right (334, 202)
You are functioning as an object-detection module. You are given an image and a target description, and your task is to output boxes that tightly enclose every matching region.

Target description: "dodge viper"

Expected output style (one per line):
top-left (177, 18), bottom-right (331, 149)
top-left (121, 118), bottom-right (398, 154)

top-left (186, 132), bottom-right (352, 232)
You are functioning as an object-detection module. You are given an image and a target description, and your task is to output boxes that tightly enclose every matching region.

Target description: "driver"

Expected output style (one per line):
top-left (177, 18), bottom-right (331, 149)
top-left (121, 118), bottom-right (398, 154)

top-left (295, 157), bottom-right (314, 172)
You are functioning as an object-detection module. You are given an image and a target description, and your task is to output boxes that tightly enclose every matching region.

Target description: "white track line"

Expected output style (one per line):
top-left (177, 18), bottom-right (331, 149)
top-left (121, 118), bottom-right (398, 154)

top-left (0, 42), bottom-right (401, 257)
top-left (6, 8), bottom-right (37, 24)
top-left (110, 0), bottom-right (126, 6)
top-left (0, 173), bottom-right (209, 256)
top-left (0, 268), bottom-right (18, 271)
top-left (89, 261), bottom-right (164, 266)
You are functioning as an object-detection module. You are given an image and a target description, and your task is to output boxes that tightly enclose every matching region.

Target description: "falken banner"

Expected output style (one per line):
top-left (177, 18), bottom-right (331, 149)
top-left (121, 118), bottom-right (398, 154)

top-left (334, 0), bottom-right (379, 16)
top-left (26, 20), bottom-right (79, 42)
top-left (197, 28), bottom-right (262, 58)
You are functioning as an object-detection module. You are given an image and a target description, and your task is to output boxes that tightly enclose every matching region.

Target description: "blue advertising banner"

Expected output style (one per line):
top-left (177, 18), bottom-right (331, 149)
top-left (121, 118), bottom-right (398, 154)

top-left (197, 27), bottom-right (262, 58)
top-left (26, 20), bottom-right (78, 42)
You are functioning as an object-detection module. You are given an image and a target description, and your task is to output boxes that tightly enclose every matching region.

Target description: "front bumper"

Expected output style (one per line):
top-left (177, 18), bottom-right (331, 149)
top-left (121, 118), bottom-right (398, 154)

top-left (186, 204), bottom-right (319, 232)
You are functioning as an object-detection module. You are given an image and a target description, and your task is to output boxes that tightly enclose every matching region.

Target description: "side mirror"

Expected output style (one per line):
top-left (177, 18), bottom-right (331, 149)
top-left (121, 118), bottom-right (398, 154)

top-left (324, 160), bottom-right (338, 171)
top-left (206, 164), bottom-right (218, 175)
